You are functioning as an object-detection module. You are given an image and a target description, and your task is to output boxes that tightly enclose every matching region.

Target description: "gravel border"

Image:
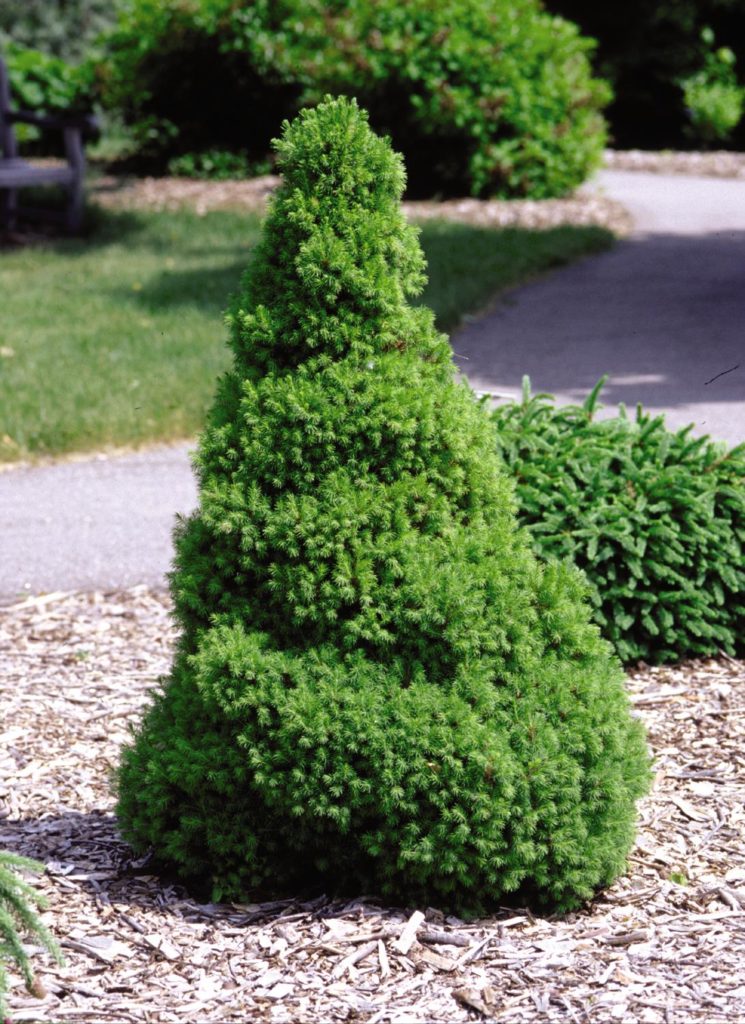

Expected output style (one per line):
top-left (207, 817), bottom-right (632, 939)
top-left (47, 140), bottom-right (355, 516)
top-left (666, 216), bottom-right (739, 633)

top-left (90, 174), bottom-right (633, 235)
top-left (604, 148), bottom-right (745, 179)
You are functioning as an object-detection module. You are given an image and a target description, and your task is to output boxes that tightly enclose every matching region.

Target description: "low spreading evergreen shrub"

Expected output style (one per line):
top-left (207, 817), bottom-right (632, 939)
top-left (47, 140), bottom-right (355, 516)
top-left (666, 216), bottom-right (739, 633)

top-left (100, 0), bottom-right (609, 198)
top-left (0, 852), bottom-right (63, 1017)
top-left (116, 98), bottom-right (649, 913)
top-left (493, 379), bottom-right (745, 665)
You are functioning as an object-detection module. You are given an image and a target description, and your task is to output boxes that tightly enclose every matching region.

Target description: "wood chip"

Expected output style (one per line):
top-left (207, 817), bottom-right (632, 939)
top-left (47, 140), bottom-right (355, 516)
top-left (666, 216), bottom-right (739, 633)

top-left (392, 910), bottom-right (425, 955)
top-left (455, 935), bottom-right (493, 967)
top-left (61, 935), bottom-right (134, 965)
top-left (411, 946), bottom-right (458, 972)
top-left (419, 928), bottom-right (471, 947)
top-left (669, 795), bottom-right (711, 822)
top-left (377, 938), bottom-right (390, 980)
top-left (2, 588), bottom-right (744, 1022)
top-left (603, 929), bottom-right (650, 947)
top-left (453, 985), bottom-right (497, 1016)
top-left (141, 932), bottom-right (182, 961)
top-left (332, 939), bottom-right (378, 979)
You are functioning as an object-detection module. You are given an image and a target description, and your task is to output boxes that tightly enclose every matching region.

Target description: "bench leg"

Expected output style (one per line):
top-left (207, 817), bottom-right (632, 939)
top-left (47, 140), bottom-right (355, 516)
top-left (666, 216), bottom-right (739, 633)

top-left (66, 178), bottom-right (84, 234)
top-left (64, 125), bottom-right (86, 234)
top-left (1, 187), bottom-right (18, 231)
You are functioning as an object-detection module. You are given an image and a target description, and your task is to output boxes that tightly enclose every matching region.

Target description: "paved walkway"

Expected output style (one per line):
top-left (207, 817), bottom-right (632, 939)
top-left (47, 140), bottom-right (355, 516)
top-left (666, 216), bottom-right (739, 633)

top-left (454, 170), bottom-right (745, 442)
top-left (2, 170), bottom-right (744, 601)
top-left (0, 445), bottom-right (197, 601)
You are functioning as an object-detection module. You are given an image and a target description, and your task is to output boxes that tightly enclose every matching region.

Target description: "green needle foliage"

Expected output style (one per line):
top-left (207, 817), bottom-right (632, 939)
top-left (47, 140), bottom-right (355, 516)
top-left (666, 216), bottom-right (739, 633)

top-left (0, 852), bottom-right (63, 1017)
top-left (493, 378), bottom-right (745, 665)
top-left (100, 0), bottom-right (610, 198)
top-left (116, 97), bottom-right (650, 913)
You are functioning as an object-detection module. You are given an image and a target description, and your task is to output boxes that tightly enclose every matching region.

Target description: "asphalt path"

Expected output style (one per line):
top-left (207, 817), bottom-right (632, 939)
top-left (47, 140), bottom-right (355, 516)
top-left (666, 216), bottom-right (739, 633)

top-left (454, 170), bottom-right (745, 442)
top-left (2, 169), bottom-right (744, 601)
top-left (0, 444), bottom-right (197, 602)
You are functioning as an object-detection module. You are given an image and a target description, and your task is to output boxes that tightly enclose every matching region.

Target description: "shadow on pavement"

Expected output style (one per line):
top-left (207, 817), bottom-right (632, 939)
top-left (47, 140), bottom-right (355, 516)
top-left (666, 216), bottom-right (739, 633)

top-left (454, 230), bottom-right (745, 443)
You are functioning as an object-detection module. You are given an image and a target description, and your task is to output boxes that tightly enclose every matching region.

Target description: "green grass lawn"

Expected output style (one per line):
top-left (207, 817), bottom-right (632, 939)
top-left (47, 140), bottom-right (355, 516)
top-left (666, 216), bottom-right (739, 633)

top-left (0, 208), bottom-right (612, 462)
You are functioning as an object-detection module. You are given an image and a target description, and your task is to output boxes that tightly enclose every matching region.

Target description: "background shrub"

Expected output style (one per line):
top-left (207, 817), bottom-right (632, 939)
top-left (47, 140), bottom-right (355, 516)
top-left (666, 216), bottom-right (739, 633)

top-left (116, 98), bottom-right (649, 915)
top-left (0, 40), bottom-right (96, 152)
top-left (680, 28), bottom-right (745, 144)
top-left (167, 149), bottom-right (272, 180)
top-left (97, 0), bottom-right (300, 172)
top-left (492, 379), bottom-right (745, 665)
top-left (99, 0), bottom-right (609, 198)
top-left (254, 0), bottom-right (611, 199)
top-left (544, 0), bottom-right (745, 149)
top-left (1, 40), bottom-right (95, 117)
top-left (0, 0), bottom-right (109, 150)
top-left (0, 0), bottom-right (123, 63)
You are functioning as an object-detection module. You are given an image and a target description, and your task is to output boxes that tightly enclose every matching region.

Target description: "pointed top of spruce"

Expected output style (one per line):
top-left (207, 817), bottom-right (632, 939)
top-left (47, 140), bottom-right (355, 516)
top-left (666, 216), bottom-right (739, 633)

top-left (228, 96), bottom-right (429, 374)
top-left (274, 95), bottom-right (406, 208)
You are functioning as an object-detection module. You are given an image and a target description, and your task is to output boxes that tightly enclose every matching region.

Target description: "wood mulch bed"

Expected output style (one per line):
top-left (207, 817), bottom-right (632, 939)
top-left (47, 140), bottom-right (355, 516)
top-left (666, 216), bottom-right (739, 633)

top-left (2, 588), bottom-right (744, 1023)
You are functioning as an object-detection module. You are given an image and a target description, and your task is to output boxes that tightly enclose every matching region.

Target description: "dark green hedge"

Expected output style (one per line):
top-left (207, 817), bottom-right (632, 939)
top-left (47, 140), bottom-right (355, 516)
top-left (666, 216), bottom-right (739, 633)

top-left (493, 379), bottom-right (745, 665)
top-left (99, 0), bottom-right (610, 198)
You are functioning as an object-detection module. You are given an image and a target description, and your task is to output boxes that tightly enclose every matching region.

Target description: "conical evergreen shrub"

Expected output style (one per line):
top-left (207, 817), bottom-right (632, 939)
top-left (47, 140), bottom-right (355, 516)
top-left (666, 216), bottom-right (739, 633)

top-left (116, 97), bottom-right (650, 912)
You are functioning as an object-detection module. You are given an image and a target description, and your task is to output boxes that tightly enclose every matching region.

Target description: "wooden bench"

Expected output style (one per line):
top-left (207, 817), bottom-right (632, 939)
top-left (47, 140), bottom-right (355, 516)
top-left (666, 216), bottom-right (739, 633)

top-left (0, 55), bottom-right (97, 234)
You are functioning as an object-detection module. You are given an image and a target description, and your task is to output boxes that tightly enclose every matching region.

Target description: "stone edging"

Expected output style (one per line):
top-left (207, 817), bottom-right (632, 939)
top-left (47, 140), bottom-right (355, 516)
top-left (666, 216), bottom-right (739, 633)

top-left (605, 148), bottom-right (745, 179)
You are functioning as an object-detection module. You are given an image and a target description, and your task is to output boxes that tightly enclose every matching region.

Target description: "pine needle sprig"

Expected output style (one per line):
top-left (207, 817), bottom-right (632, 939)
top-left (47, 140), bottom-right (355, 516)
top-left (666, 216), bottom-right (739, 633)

top-left (0, 851), bottom-right (63, 1016)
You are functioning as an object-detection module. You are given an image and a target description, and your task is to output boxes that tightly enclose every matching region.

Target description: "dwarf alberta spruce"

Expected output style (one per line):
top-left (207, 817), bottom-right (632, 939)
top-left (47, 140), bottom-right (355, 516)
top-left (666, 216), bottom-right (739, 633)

top-left (116, 98), bottom-right (650, 912)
